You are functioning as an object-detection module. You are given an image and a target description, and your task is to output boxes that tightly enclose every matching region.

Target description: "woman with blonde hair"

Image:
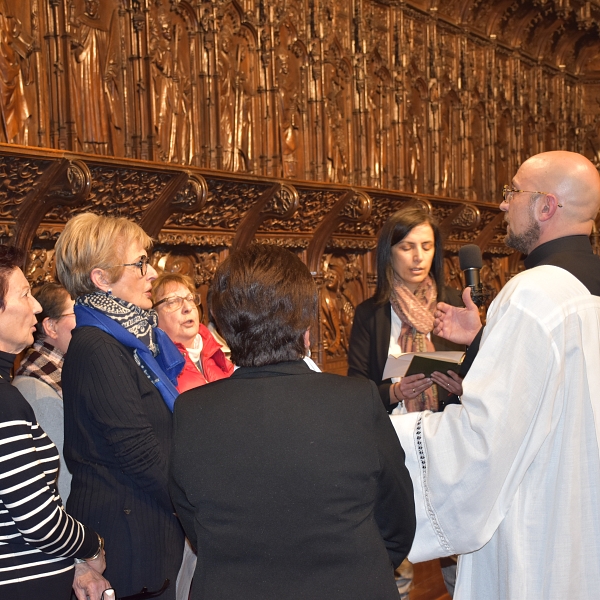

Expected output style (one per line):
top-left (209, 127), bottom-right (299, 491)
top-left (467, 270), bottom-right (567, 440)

top-left (55, 213), bottom-right (184, 600)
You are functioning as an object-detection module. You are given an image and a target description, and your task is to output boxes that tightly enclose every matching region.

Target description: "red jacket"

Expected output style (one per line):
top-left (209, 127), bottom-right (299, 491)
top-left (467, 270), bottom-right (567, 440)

top-left (175, 325), bottom-right (234, 393)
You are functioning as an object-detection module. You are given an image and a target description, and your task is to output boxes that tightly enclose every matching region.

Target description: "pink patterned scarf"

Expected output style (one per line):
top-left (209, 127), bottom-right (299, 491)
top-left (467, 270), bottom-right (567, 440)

top-left (390, 273), bottom-right (438, 412)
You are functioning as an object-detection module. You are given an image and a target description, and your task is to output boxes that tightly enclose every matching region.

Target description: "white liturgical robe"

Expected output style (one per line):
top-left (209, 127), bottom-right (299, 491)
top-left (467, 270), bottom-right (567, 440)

top-left (391, 265), bottom-right (600, 600)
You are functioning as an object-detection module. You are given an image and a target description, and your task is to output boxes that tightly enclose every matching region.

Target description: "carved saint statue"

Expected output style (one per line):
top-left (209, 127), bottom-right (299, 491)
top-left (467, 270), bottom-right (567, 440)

top-left (406, 98), bottom-right (424, 193)
top-left (321, 255), bottom-right (357, 357)
top-left (217, 26), bottom-right (253, 172)
top-left (150, 9), bottom-right (192, 164)
top-left (0, 0), bottom-right (33, 145)
top-left (324, 61), bottom-right (350, 183)
top-left (275, 25), bottom-right (304, 178)
top-left (69, 0), bottom-right (123, 155)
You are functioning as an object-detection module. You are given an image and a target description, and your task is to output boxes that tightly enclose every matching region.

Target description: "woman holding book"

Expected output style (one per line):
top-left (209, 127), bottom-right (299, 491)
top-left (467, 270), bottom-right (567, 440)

top-left (348, 206), bottom-right (464, 415)
top-left (347, 206), bottom-right (464, 597)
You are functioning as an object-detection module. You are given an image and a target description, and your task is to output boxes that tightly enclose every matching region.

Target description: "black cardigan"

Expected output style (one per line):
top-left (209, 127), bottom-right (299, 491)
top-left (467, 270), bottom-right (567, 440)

top-left (62, 327), bottom-right (184, 599)
top-left (348, 287), bottom-right (463, 412)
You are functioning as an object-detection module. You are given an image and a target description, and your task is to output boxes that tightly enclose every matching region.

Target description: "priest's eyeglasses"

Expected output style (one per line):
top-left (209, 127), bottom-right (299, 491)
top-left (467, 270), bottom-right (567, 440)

top-left (119, 255), bottom-right (149, 276)
top-left (153, 293), bottom-right (201, 312)
top-left (502, 185), bottom-right (561, 207)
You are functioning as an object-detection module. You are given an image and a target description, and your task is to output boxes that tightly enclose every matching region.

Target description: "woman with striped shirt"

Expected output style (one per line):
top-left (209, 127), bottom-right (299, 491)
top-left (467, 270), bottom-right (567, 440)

top-left (0, 245), bottom-right (110, 599)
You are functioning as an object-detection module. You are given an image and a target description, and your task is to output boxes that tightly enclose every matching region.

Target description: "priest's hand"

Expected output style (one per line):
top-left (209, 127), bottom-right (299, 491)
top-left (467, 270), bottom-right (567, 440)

top-left (433, 287), bottom-right (481, 345)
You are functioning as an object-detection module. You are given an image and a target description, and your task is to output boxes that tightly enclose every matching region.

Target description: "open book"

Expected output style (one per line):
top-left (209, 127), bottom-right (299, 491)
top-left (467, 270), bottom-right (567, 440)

top-left (382, 351), bottom-right (464, 380)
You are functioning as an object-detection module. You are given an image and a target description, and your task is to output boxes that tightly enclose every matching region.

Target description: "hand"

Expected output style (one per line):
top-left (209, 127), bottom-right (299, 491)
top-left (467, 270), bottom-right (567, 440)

top-left (86, 548), bottom-right (106, 574)
top-left (73, 561), bottom-right (112, 600)
top-left (433, 287), bottom-right (482, 345)
top-left (430, 370), bottom-right (463, 396)
top-left (394, 374), bottom-right (433, 401)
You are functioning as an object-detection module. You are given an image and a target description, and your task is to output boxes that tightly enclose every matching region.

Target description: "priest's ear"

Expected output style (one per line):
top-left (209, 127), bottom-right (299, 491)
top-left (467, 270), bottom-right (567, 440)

top-left (537, 193), bottom-right (561, 221)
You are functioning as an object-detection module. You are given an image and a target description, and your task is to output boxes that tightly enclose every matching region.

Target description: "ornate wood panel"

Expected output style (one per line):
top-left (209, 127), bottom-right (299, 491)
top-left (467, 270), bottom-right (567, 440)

top-left (0, 0), bottom-right (599, 201)
top-left (0, 143), bottom-right (523, 374)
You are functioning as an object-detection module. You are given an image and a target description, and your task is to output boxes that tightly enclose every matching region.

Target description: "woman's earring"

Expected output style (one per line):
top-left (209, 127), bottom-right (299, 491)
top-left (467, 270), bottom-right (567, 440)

top-left (107, 289), bottom-right (112, 295)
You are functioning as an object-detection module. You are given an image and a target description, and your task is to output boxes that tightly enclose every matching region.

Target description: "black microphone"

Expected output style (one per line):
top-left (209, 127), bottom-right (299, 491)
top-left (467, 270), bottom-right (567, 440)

top-left (459, 244), bottom-right (485, 307)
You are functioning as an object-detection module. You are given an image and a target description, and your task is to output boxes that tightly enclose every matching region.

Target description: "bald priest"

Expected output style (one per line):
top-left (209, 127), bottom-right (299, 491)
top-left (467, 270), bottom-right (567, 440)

top-left (391, 150), bottom-right (600, 600)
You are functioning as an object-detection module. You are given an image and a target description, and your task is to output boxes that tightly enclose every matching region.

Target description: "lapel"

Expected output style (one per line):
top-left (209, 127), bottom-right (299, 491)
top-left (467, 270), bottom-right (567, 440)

top-left (374, 302), bottom-right (392, 378)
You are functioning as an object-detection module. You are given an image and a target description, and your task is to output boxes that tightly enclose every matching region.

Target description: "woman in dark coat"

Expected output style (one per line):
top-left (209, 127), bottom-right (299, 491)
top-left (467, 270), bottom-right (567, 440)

top-left (348, 206), bottom-right (464, 415)
top-left (347, 207), bottom-right (463, 597)
top-left (169, 244), bottom-right (416, 600)
top-left (55, 213), bottom-right (184, 599)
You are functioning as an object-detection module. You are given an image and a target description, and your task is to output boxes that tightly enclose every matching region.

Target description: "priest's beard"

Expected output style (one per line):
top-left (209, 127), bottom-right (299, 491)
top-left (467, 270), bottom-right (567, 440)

top-left (504, 207), bottom-right (541, 255)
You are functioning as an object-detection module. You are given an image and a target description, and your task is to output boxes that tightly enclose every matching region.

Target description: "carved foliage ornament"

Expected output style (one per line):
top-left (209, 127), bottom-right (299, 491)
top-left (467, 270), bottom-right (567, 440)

top-left (45, 166), bottom-right (174, 221)
top-left (0, 158), bottom-right (52, 219)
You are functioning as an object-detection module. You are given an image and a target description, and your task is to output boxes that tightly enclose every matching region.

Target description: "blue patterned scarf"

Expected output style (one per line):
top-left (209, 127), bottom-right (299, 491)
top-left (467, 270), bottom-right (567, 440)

top-left (75, 292), bottom-right (184, 411)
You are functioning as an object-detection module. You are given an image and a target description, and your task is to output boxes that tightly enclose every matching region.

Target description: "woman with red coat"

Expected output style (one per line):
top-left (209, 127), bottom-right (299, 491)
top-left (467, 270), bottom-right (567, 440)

top-left (152, 272), bottom-right (233, 393)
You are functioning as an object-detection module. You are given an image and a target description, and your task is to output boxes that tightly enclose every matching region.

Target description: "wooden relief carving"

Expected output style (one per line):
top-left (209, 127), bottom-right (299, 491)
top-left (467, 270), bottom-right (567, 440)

top-left (0, 1), bottom-right (34, 145)
top-left (1, 0), bottom-right (600, 202)
top-left (266, 189), bottom-right (341, 232)
top-left (165, 179), bottom-right (271, 230)
top-left (323, 46), bottom-right (351, 183)
top-left (24, 248), bottom-right (56, 289)
top-left (44, 165), bottom-right (175, 222)
top-left (0, 156), bottom-right (53, 219)
top-left (216, 5), bottom-right (256, 173)
top-left (68, 0), bottom-right (123, 156)
top-left (148, 2), bottom-right (193, 164)
top-left (275, 22), bottom-right (306, 179)
top-left (320, 252), bottom-right (365, 367)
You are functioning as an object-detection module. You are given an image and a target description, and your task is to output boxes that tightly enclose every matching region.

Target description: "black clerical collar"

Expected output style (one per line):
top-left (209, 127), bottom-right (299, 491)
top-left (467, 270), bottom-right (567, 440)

top-left (524, 235), bottom-right (593, 270)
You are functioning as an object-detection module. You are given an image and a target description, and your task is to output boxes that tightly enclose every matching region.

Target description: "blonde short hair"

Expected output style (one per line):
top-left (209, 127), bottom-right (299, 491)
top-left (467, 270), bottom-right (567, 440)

top-left (151, 272), bottom-right (195, 305)
top-left (55, 213), bottom-right (152, 298)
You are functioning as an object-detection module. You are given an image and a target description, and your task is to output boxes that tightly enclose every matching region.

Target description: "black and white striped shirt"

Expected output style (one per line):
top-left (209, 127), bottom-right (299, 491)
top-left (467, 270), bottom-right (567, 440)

top-left (0, 351), bottom-right (98, 587)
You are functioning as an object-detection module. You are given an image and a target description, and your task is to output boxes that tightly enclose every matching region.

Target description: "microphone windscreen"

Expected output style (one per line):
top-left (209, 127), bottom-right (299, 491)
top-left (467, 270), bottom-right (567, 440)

top-left (459, 244), bottom-right (483, 270)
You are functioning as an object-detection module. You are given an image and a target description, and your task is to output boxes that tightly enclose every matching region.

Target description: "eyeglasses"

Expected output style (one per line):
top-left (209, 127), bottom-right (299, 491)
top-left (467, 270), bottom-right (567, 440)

top-left (54, 312), bottom-right (75, 321)
top-left (153, 293), bottom-right (201, 312)
top-left (502, 185), bottom-right (562, 207)
top-left (118, 255), bottom-right (149, 277)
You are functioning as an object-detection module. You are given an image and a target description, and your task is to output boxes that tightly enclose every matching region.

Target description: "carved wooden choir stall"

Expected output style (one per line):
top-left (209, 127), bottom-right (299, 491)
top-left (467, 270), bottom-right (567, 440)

top-left (1, 0), bottom-right (599, 372)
